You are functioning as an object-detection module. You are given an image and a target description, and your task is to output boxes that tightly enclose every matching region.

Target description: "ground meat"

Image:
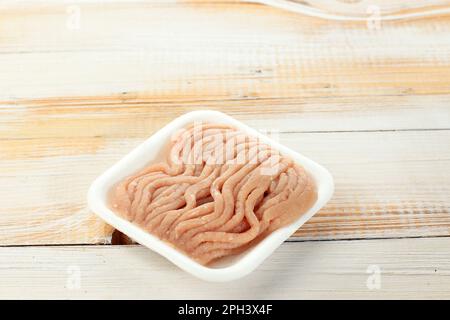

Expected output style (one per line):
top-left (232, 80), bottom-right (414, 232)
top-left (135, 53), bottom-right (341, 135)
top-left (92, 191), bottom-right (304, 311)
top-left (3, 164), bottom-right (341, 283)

top-left (111, 122), bottom-right (317, 265)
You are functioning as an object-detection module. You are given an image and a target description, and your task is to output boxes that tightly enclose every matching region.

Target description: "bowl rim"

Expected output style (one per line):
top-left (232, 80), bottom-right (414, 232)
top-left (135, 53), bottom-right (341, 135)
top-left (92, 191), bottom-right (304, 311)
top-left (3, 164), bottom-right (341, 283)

top-left (87, 110), bottom-right (334, 282)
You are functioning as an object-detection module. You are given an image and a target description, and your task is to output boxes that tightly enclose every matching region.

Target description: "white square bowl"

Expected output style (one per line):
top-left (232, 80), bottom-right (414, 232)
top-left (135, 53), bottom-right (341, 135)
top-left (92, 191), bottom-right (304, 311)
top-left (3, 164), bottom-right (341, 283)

top-left (87, 110), bottom-right (334, 282)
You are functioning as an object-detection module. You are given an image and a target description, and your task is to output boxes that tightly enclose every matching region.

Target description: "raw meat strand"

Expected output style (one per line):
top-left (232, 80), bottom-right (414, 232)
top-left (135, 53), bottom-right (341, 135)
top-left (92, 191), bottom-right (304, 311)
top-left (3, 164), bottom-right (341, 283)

top-left (189, 156), bottom-right (291, 252)
top-left (141, 164), bottom-right (216, 223)
top-left (174, 127), bottom-right (233, 166)
top-left (128, 171), bottom-right (173, 220)
top-left (145, 193), bottom-right (214, 236)
top-left (160, 177), bottom-right (219, 237)
top-left (188, 129), bottom-right (230, 165)
top-left (144, 183), bottom-right (190, 220)
top-left (194, 235), bottom-right (261, 265)
top-left (254, 168), bottom-right (298, 216)
top-left (170, 203), bottom-right (216, 239)
top-left (146, 132), bottom-right (227, 223)
top-left (133, 173), bottom-right (207, 223)
top-left (113, 172), bottom-right (168, 220)
top-left (114, 166), bottom-right (171, 219)
top-left (175, 148), bottom-right (276, 243)
top-left (191, 164), bottom-right (301, 255)
top-left (127, 171), bottom-right (163, 201)
top-left (192, 176), bottom-right (305, 257)
top-left (132, 139), bottom-right (218, 221)
top-left (217, 157), bottom-right (290, 233)
top-left (258, 165), bottom-right (311, 235)
top-left (152, 184), bottom-right (179, 201)
top-left (155, 167), bottom-right (221, 237)
top-left (265, 170), bottom-right (317, 233)
top-left (166, 184), bottom-right (214, 228)
top-left (152, 133), bottom-right (239, 232)
top-left (142, 163), bottom-right (198, 215)
top-left (190, 185), bottom-right (268, 255)
top-left (185, 155), bottom-right (283, 250)
top-left (169, 143), bottom-right (269, 238)
top-left (137, 127), bottom-right (225, 222)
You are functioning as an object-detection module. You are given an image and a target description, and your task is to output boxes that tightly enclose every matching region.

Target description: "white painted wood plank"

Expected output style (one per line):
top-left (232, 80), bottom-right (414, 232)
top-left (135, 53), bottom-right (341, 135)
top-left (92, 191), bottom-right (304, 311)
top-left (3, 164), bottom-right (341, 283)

top-left (0, 238), bottom-right (449, 299)
top-left (1, 130), bottom-right (449, 245)
top-left (2, 96), bottom-right (450, 140)
top-left (1, 0), bottom-right (450, 102)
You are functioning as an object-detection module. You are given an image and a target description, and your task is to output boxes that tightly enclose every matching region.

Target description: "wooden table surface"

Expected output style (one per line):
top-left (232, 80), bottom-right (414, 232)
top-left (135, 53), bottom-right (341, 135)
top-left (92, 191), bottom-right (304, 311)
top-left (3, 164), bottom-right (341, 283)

top-left (1, 0), bottom-right (450, 299)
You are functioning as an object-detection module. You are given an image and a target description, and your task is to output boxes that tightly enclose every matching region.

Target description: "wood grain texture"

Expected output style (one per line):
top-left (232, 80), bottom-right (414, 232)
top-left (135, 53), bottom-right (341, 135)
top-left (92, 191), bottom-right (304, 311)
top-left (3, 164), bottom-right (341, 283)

top-left (1, 0), bottom-right (450, 102)
top-left (1, 129), bottom-right (449, 244)
top-left (0, 0), bottom-right (450, 246)
top-left (0, 238), bottom-right (449, 299)
top-left (2, 95), bottom-right (450, 141)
